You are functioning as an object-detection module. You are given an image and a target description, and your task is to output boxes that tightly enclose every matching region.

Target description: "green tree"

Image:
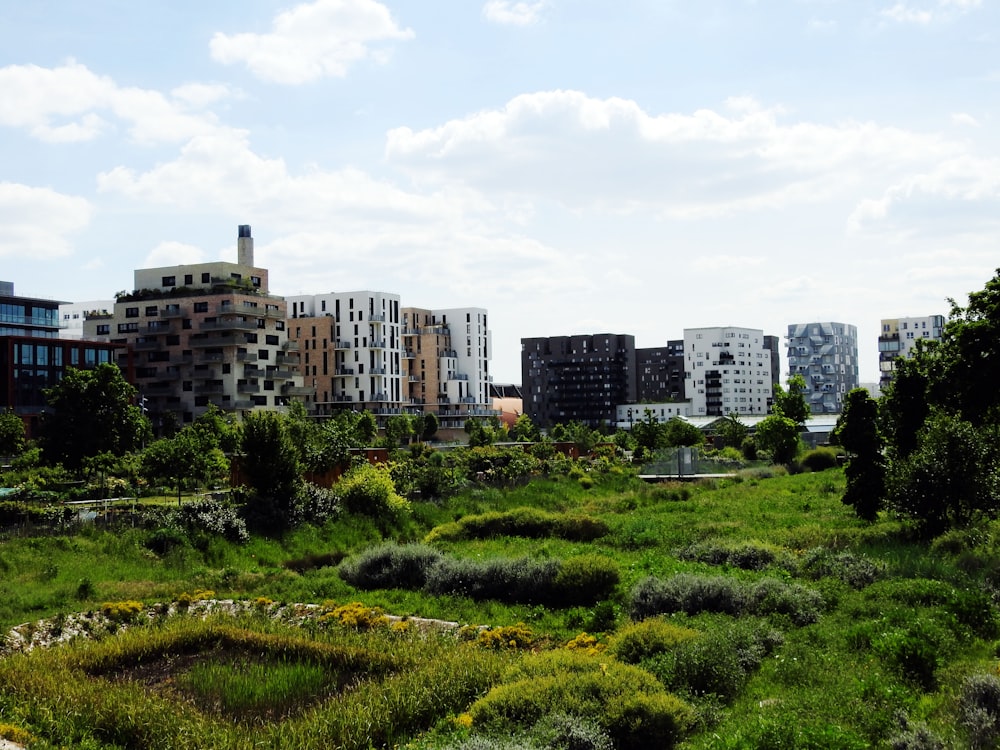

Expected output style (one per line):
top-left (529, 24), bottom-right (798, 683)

top-left (754, 414), bottom-right (800, 465)
top-left (886, 412), bottom-right (1000, 534)
top-left (631, 410), bottom-right (664, 452)
top-left (663, 418), bottom-right (705, 448)
top-left (384, 414), bottom-right (415, 448)
top-left (40, 363), bottom-right (151, 471)
top-left (142, 427), bottom-right (229, 505)
top-left (833, 388), bottom-right (885, 522)
top-left (420, 411), bottom-right (440, 442)
top-left (238, 411), bottom-right (302, 534)
top-left (772, 373), bottom-right (810, 426)
top-left (0, 409), bottom-right (26, 457)
top-left (715, 413), bottom-right (748, 451)
top-left (510, 413), bottom-right (539, 442)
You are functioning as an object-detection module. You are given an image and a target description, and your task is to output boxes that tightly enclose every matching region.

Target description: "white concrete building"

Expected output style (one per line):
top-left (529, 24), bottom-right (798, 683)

top-left (683, 327), bottom-right (774, 416)
top-left (878, 314), bottom-right (945, 387)
top-left (59, 300), bottom-right (115, 339)
top-left (286, 291), bottom-right (404, 417)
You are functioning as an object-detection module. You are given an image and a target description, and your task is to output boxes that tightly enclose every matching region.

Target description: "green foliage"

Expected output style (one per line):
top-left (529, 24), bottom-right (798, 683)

top-left (663, 418), bottom-right (705, 448)
top-left (608, 618), bottom-right (700, 664)
top-left (420, 412), bottom-right (440, 442)
top-left (630, 574), bottom-right (823, 625)
top-left (446, 446), bottom-right (543, 486)
top-left (141, 427), bottom-right (228, 501)
top-left (39, 363), bottom-right (152, 471)
top-left (753, 414), bottom-right (801, 465)
top-left (886, 411), bottom-right (1000, 534)
top-left (675, 540), bottom-right (779, 571)
top-left (715, 413), bottom-right (749, 451)
top-left (0, 409), bottom-right (26, 457)
top-left (424, 507), bottom-right (610, 544)
top-left (468, 650), bottom-right (695, 750)
top-left (834, 387), bottom-right (886, 522)
top-left (337, 543), bottom-right (443, 590)
top-left (337, 462), bottom-right (410, 520)
top-left (552, 555), bottom-right (620, 606)
top-left (772, 374), bottom-right (810, 426)
top-left (238, 411), bottom-right (303, 534)
top-left (800, 447), bottom-right (839, 472)
top-left (798, 547), bottom-right (885, 588)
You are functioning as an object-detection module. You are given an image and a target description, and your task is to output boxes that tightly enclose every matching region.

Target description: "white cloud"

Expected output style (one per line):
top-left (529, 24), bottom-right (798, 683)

top-left (143, 241), bottom-right (207, 267)
top-left (482, 1), bottom-right (546, 26)
top-left (881, 4), bottom-right (933, 24)
top-left (209, 0), bottom-right (414, 84)
top-left (385, 90), bottom-right (961, 220)
top-left (880, 0), bottom-right (982, 24)
top-left (0, 183), bottom-right (92, 259)
top-left (0, 60), bottom-right (233, 145)
top-left (951, 112), bottom-right (981, 127)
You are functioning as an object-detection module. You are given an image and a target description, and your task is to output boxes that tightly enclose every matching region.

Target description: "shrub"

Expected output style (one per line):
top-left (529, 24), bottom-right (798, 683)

top-left (425, 507), bottom-right (608, 543)
top-left (293, 482), bottom-right (341, 526)
top-left (799, 547), bottom-right (885, 588)
top-left (337, 543), bottom-right (443, 590)
top-left (676, 541), bottom-right (777, 571)
top-left (800, 447), bottom-right (840, 472)
top-left (425, 555), bottom-right (561, 605)
top-left (869, 618), bottom-right (954, 690)
top-left (321, 601), bottom-right (389, 630)
top-left (531, 712), bottom-right (613, 750)
top-left (477, 623), bottom-right (535, 650)
top-left (609, 618), bottom-right (700, 664)
top-left (959, 673), bottom-right (1000, 750)
top-left (468, 650), bottom-right (694, 749)
top-left (552, 555), bottom-right (620, 606)
top-left (746, 578), bottom-right (824, 625)
top-left (629, 574), bottom-right (745, 619)
top-left (336, 463), bottom-right (410, 519)
top-left (100, 600), bottom-right (144, 624)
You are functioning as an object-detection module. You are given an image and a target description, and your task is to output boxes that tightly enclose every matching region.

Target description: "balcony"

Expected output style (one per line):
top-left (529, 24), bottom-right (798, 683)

top-left (199, 352), bottom-right (225, 363)
top-left (189, 336), bottom-right (234, 348)
top-left (370, 366), bottom-right (386, 375)
top-left (143, 322), bottom-right (172, 334)
top-left (190, 369), bottom-right (217, 380)
top-left (160, 306), bottom-right (185, 319)
top-left (369, 313), bottom-right (386, 323)
top-left (236, 351), bottom-right (258, 362)
top-left (370, 339), bottom-right (386, 349)
top-left (333, 394), bottom-right (354, 403)
top-left (194, 383), bottom-right (224, 395)
top-left (219, 302), bottom-right (267, 317)
top-left (335, 367), bottom-right (355, 376)
top-left (133, 339), bottom-right (161, 351)
top-left (244, 366), bottom-right (265, 378)
top-left (200, 319), bottom-right (258, 332)
top-left (335, 340), bottom-right (352, 349)
top-left (402, 349), bottom-right (415, 359)
top-left (267, 368), bottom-right (295, 380)
top-left (237, 380), bottom-right (259, 394)
top-left (282, 383), bottom-right (315, 397)
top-left (282, 340), bottom-right (300, 351)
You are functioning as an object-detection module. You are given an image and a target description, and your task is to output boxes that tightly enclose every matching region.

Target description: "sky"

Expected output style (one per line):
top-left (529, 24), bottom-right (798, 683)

top-left (2, 0), bottom-right (999, 385)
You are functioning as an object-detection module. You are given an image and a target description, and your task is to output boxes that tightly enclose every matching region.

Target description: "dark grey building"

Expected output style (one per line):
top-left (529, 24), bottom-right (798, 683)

top-left (521, 333), bottom-right (636, 429)
top-left (635, 341), bottom-right (686, 403)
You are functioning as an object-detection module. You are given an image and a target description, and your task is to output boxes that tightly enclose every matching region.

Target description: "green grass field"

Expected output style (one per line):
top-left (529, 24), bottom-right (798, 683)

top-left (2, 467), bottom-right (999, 749)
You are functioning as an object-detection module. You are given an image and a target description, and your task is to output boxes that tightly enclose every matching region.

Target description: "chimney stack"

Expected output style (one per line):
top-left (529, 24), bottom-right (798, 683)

top-left (237, 224), bottom-right (253, 266)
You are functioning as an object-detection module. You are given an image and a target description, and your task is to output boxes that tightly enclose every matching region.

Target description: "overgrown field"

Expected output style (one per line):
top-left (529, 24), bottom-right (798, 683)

top-left (3, 468), bottom-right (1000, 749)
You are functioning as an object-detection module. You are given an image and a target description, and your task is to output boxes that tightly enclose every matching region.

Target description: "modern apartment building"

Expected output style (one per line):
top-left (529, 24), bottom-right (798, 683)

top-left (521, 333), bottom-right (637, 429)
top-left (635, 341), bottom-right (686, 403)
top-left (401, 307), bottom-right (494, 430)
top-left (786, 321), bottom-right (859, 413)
top-left (1, 282), bottom-right (127, 434)
top-left (286, 291), bottom-right (403, 420)
top-left (82, 226), bottom-right (310, 426)
top-left (878, 314), bottom-right (945, 387)
top-left (683, 326), bottom-right (774, 417)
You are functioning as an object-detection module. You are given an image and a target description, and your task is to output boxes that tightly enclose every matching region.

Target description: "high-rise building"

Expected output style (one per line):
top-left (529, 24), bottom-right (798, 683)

top-left (287, 291), bottom-right (403, 420)
top-left (83, 225), bottom-right (310, 426)
top-left (878, 315), bottom-right (945, 387)
top-left (683, 326), bottom-right (774, 416)
top-left (521, 333), bottom-right (636, 429)
top-left (635, 341), bottom-right (686, 403)
top-left (786, 321), bottom-right (859, 413)
top-left (1, 282), bottom-right (127, 435)
top-left (401, 307), bottom-right (494, 430)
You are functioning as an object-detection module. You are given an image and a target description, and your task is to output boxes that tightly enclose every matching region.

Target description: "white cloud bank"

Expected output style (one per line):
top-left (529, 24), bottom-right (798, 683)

top-left (210, 0), bottom-right (414, 84)
top-left (482, 1), bottom-right (546, 26)
top-left (0, 183), bottom-right (92, 259)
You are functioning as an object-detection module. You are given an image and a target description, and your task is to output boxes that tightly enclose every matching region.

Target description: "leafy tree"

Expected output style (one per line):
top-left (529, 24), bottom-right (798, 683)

top-left (833, 388), bottom-right (885, 522)
top-left (663, 418), bottom-right (705, 447)
top-left (0, 409), bottom-right (26, 457)
top-left (354, 410), bottom-right (378, 446)
top-left (238, 411), bottom-right (302, 534)
top-left (631, 410), bottom-right (664, 452)
top-left (716, 413), bottom-right (748, 451)
top-left (886, 411), bottom-right (1000, 534)
top-left (420, 411), bottom-right (440, 442)
top-left (880, 355), bottom-right (930, 462)
top-left (772, 373), bottom-right (810, 426)
top-left (385, 414), bottom-right (415, 448)
top-left (510, 413), bottom-right (539, 443)
top-left (551, 421), bottom-right (601, 454)
top-left (40, 363), bottom-right (151, 471)
top-left (142, 427), bottom-right (228, 505)
top-left (753, 414), bottom-right (800, 465)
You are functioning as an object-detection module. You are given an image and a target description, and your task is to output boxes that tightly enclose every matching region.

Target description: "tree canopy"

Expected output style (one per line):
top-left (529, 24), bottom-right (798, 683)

top-left (40, 363), bottom-right (151, 471)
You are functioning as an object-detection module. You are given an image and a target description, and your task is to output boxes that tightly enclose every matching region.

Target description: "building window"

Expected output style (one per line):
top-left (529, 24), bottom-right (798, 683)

top-left (194, 302), bottom-right (208, 313)
top-left (125, 307), bottom-right (139, 318)
top-left (184, 274), bottom-right (193, 285)
top-left (162, 276), bottom-right (176, 287)
top-left (96, 324), bottom-right (110, 335)
top-left (201, 272), bottom-right (210, 283)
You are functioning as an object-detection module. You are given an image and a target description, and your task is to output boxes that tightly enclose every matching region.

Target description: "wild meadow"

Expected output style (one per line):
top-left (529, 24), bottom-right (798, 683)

top-left (2, 465), bottom-right (1000, 749)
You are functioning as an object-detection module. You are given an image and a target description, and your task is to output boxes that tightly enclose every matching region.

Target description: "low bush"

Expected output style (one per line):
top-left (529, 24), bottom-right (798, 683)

top-left (424, 507), bottom-right (609, 544)
top-left (798, 547), bottom-right (885, 588)
top-left (800, 447), bottom-right (840, 472)
top-left (468, 650), bottom-right (694, 749)
top-left (608, 617), bottom-right (700, 664)
top-left (629, 574), bottom-right (823, 624)
top-left (337, 543), bottom-right (444, 590)
top-left (552, 555), bottom-right (620, 606)
top-left (424, 556), bottom-right (561, 605)
top-left (336, 463), bottom-right (410, 519)
top-left (676, 541), bottom-right (779, 571)
top-left (959, 673), bottom-right (1000, 750)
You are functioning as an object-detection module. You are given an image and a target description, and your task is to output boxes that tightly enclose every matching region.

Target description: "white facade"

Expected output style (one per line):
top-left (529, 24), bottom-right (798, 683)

top-left (59, 300), bottom-right (114, 339)
top-left (683, 327), bottom-right (773, 416)
top-left (616, 402), bottom-right (692, 430)
top-left (878, 314), bottom-right (945, 386)
top-left (287, 291), bottom-right (403, 413)
top-left (436, 307), bottom-right (492, 409)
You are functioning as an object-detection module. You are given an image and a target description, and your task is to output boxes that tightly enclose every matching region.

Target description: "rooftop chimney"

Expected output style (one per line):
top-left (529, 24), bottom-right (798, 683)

top-left (237, 224), bottom-right (253, 266)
